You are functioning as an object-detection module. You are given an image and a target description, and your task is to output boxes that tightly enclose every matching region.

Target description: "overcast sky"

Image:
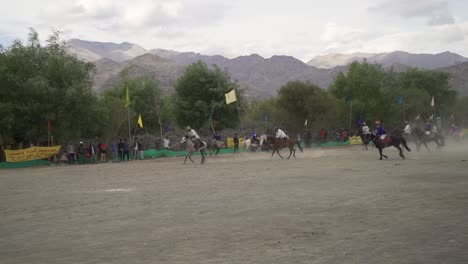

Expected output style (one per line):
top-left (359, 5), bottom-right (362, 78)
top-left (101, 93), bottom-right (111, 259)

top-left (1, 0), bottom-right (467, 61)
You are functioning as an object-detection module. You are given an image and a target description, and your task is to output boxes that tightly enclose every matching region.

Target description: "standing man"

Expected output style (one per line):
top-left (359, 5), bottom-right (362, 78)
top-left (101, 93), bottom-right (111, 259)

top-left (132, 138), bottom-right (139, 160)
top-left (66, 142), bottom-right (75, 165)
top-left (123, 139), bottom-right (129, 161)
top-left (163, 136), bottom-right (171, 150)
top-left (88, 142), bottom-right (97, 164)
top-left (98, 141), bottom-right (107, 163)
top-left (77, 141), bottom-right (85, 165)
top-left (118, 139), bottom-right (124, 162)
top-left (233, 133), bottom-right (239, 153)
top-left (138, 139), bottom-right (144, 160)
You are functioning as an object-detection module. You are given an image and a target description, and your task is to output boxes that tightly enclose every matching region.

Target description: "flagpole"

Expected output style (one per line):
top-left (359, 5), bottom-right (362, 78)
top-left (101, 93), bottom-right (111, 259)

top-left (236, 97), bottom-right (243, 135)
top-left (349, 99), bottom-right (352, 131)
top-left (127, 107), bottom-right (131, 147)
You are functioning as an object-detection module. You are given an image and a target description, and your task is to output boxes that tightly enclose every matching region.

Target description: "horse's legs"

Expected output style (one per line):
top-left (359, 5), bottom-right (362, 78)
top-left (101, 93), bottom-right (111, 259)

top-left (287, 147), bottom-right (292, 159)
top-left (396, 145), bottom-right (405, 159)
top-left (378, 147), bottom-right (383, 160)
top-left (184, 155), bottom-right (188, 164)
top-left (292, 147), bottom-right (296, 159)
top-left (189, 154), bottom-right (194, 163)
top-left (200, 150), bottom-right (205, 164)
top-left (423, 141), bottom-right (430, 152)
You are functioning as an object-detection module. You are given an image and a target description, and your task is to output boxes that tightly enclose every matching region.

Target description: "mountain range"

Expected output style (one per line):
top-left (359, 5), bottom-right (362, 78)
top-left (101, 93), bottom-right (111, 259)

top-left (68, 39), bottom-right (468, 97)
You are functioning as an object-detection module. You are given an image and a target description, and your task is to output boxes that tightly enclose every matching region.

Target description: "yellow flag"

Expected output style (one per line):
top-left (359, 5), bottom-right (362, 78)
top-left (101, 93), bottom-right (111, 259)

top-left (225, 89), bottom-right (237, 104)
top-left (138, 114), bottom-right (143, 128)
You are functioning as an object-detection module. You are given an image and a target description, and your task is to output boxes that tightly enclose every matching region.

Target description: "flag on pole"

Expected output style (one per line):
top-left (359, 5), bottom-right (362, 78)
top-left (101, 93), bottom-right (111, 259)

top-left (304, 119), bottom-right (308, 127)
top-left (125, 87), bottom-right (130, 108)
top-left (225, 89), bottom-right (237, 104)
top-left (137, 114), bottom-right (143, 128)
top-left (396, 96), bottom-right (404, 105)
top-left (164, 120), bottom-right (169, 133)
top-left (450, 113), bottom-right (454, 120)
top-left (429, 114), bottom-right (433, 121)
top-left (430, 96), bottom-right (434, 107)
top-left (415, 114), bottom-right (420, 120)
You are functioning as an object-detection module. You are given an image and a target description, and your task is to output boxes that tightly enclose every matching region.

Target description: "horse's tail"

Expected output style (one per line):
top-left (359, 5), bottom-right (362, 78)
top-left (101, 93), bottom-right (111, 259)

top-left (401, 137), bottom-right (411, 152)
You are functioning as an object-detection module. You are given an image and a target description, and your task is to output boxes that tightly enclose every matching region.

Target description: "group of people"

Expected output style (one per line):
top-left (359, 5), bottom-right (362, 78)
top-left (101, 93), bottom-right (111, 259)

top-left (62, 138), bottom-right (145, 164)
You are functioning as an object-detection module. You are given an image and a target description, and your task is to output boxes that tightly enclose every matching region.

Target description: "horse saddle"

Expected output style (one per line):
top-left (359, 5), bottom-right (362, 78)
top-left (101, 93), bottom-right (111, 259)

top-left (384, 137), bottom-right (392, 144)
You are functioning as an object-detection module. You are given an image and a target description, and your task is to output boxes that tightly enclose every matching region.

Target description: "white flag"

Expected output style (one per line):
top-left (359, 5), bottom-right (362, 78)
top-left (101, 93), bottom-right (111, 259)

top-left (429, 114), bottom-right (433, 121)
top-left (450, 113), bottom-right (454, 120)
top-left (225, 89), bottom-right (237, 104)
top-left (415, 114), bottom-right (420, 120)
top-left (304, 119), bottom-right (308, 126)
top-left (431, 96), bottom-right (434, 107)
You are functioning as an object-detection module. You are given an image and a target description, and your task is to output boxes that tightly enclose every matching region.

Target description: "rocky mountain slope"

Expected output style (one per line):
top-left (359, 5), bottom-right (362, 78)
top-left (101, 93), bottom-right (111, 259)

top-left (69, 39), bottom-right (468, 98)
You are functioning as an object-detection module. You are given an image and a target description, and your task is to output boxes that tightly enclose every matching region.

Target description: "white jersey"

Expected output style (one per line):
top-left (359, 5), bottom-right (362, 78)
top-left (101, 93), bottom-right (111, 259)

top-left (362, 126), bottom-right (370, 134)
top-left (187, 129), bottom-right (200, 139)
top-left (276, 129), bottom-right (287, 139)
top-left (404, 124), bottom-right (411, 134)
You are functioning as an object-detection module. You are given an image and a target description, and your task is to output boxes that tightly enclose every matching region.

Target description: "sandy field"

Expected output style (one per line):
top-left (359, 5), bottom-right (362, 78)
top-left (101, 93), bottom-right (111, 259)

top-left (1, 141), bottom-right (468, 264)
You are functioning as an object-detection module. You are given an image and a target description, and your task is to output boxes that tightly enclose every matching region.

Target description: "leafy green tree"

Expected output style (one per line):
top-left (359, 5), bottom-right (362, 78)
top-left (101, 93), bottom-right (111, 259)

top-left (100, 71), bottom-right (166, 140)
top-left (174, 61), bottom-right (241, 132)
top-left (0, 29), bottom-right (101, 146)
top-left (276, 81), bottom-right (346, 132)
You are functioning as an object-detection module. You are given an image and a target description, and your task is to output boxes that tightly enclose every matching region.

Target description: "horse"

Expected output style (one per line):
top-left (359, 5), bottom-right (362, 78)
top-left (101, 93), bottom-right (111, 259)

top-left (181, 136), bottom-right (207, 164)
top-left (265, 135), bottom-right (298, 159)
top-left (208, 140), bottom-right (225, 157)
top-left (355, 128), bottom-right (371, 150)
top-left (413, 128), bottom-right (445, 152)
top-left (369, 134), bottom-right (411, 160)
top-left (243, 134), bottom-right (267, 152)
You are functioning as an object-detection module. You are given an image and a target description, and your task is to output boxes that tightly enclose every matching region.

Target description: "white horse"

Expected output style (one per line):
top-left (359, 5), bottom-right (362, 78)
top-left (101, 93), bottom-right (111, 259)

top-left (181, 136), bottom-right (207, 164)
top-left (243, 134), bottom-right (267, 152)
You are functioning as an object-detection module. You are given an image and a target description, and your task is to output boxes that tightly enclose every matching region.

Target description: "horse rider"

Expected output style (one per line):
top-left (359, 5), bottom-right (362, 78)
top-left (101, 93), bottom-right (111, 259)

top-left (375, 120), bottom-right (387, 140)
top-left (185, 126), bottom-right (200, 142)
top-left (424, 121), bottom-right (433, 136)
top-left (362, 122), bottom-right (371, 139)
top-left (275, 127), bottom-right (288, 143)
top-left (213, 131), bottom-right (222, 147)
top-left (404, 121), bottom-right (411, 135)
top-left (251, 129), bottom-right (258, 144)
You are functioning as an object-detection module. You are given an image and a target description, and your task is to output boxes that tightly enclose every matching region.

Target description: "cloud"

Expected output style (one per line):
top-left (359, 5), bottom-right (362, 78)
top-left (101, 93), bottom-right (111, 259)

top-left (370, 0), bottom-right (455, 25)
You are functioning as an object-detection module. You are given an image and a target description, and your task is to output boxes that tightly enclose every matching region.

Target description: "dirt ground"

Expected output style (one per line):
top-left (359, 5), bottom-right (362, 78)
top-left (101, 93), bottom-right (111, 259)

top-left (1, 141), bottom-right (468, 264)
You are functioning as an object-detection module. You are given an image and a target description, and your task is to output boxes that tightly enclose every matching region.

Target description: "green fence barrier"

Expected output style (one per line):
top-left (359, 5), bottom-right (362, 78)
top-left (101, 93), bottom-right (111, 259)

top-left (0, 159), bottom-right (50, 169)
top-left (0, 141), bottom-right (351, 168)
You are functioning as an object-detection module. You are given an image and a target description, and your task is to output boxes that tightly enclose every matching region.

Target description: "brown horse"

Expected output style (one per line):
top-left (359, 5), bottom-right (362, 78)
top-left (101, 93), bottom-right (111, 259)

top-left (265, 136), bottom-right (298, 159)
top-left (208, 140), bottom-right (224, 157)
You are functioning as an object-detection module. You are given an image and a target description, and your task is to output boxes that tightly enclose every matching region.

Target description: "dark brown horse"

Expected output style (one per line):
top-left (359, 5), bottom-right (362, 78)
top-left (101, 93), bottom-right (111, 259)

top-left (369, 134), bottom-right (411, 160)
top-left (413, 127), bottom-right (445, 152)
top-left (265, 136), bottom-right (298, 159)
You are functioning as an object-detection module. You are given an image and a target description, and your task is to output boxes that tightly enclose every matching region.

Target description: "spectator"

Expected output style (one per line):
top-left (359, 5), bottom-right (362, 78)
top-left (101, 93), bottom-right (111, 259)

top-left (77, 141), bottom-right (85, 164)
top-left (118, 139), bottom-right (124, 162)
top-left (88, 142), bottom-right (97, 164)
top-left (233, 133), bottom-right (239, 153)
top-left (163, 136), bottom-right (171, 150)
top-left (304, 129), bottom-right (312, 148)
top-left (98, 141), bottom-right (107, 163)
top-left (132, 138), bottom-right (139, 160)
top-left (138, 139), bottom-right (144, 160)
top-left (320, 128), bottom-right (327, 143)
top-left (66, 142), bottom-right (75, 164)
top-left (123, 139), bottom-right (129, 161)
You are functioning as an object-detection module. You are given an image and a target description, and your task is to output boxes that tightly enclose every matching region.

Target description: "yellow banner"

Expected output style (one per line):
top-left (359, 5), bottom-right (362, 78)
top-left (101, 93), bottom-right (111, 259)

top-left (5, 146), bottom-right (61, 162)
top-left (226, 137), bottom-right (245, 148)
top-left (349, 136), bottom-right (363, 145)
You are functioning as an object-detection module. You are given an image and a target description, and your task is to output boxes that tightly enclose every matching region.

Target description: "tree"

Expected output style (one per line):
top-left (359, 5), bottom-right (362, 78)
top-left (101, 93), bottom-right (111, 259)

top-left (174, 61), bottom-right (241, 132)
top-left (100, 71), bottom-right (165, 140)
top-left (276, 81), bottom-right (346, 132)
top-left (0, 29), bottom-right (101, 146)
